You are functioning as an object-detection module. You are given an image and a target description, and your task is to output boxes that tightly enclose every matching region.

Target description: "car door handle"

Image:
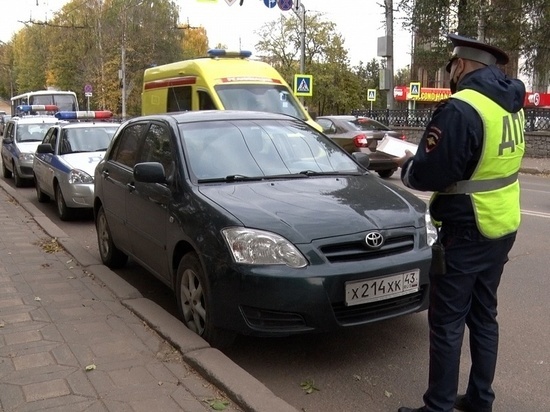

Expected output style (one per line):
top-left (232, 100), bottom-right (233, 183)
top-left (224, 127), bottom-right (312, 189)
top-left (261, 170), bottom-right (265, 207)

top-left (101, 170), bottom-right (109, 179)
top-left (127, 182), bottom-right (135, 192)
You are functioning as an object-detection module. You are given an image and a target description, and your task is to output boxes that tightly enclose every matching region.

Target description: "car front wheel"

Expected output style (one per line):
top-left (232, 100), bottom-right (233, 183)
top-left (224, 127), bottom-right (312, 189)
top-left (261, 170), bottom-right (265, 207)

top-left (96, 206), bottom-right (128, 268)
top-left (176, 252), bottom-right (236, 348)
top-left (2, 159), bottom-right (12, 178)
top-left (55, 185), bottom-right (74, 220)
top-left (13, 162), bottom-right (24, 187)
top-left (35, 177), bottom-right (50, 202)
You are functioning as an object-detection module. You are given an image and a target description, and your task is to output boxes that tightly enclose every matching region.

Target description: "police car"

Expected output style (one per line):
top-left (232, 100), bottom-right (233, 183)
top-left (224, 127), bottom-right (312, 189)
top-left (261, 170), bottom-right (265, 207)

top-left (33, 111), bottom-right (120, 220)
top-left (1, 105), bottom-right (60, 187)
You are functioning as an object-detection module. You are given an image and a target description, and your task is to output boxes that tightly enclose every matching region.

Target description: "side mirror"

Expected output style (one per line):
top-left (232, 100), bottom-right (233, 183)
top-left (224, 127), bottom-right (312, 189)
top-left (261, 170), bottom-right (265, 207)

top-left (352, 152), bottom-right (370, 169)
top-left (134, 162), bottom-right (166, 183)
top-left (36, 143), bottom-right (54, 154)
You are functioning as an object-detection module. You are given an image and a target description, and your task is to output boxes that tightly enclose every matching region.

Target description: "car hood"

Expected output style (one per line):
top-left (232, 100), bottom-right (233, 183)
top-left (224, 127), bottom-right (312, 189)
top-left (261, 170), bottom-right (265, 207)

top-left (198, 175), bottom-right (425, 243)
top-left (17, 142), bottom-right (41, 154)
top-left (60, 152), bottom-right (106, 175)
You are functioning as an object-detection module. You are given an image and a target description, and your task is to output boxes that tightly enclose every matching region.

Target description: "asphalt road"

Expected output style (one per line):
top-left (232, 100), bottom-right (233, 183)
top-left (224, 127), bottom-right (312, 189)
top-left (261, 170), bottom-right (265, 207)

top-left (4, 172), bottom-right (550, 412)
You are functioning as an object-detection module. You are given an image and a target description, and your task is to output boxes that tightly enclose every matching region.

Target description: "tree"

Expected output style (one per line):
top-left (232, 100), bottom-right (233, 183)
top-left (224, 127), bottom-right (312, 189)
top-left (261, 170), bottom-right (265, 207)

top-left (254, 12), bottom-right (374, 115)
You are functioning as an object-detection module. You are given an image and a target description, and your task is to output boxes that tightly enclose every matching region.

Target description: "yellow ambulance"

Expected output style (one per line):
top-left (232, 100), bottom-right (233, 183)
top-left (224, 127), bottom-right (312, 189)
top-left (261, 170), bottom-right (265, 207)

top-left (141, 49), bottom-right (321, 130)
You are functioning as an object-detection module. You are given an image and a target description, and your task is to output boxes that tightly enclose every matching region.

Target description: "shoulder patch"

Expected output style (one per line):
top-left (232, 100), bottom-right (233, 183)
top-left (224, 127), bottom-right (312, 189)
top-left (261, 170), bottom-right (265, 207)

top-left (425, 126), bottom-right (442, 152)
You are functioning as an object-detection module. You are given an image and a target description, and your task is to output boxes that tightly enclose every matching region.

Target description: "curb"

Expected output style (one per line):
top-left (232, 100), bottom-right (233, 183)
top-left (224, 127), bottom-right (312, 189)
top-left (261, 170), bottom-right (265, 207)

top-left (0, 178), bottom-right (298, 412)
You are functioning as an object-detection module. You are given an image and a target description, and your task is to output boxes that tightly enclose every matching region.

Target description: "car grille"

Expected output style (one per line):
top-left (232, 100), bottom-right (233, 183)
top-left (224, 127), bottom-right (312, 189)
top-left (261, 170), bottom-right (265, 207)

top-left (319, 235), bottom-right (414, 263)
top-left (332, 289), bottom-right (425, 325)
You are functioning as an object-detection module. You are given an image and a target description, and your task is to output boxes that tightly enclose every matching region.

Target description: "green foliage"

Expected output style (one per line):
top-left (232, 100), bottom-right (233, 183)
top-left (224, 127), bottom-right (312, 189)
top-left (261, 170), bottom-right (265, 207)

top-left (255, 12), bottom-right (388, 115)
top-left (2, 0), bottom-right (187, 116)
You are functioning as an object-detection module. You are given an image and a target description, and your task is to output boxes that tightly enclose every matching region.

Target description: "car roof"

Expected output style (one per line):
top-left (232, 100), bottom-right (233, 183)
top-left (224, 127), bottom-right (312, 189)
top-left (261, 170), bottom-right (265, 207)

top-left (128, 110), bottom-right (299, 125)
top-left (10, 116), bottom-right (60, 125)
top-left (59, 122), bottom-right (120, 129)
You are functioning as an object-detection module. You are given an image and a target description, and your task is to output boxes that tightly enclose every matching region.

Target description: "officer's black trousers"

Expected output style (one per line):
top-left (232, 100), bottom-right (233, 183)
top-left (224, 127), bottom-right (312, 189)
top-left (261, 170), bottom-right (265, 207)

top-left (422, 228), bottom-right (517, 412)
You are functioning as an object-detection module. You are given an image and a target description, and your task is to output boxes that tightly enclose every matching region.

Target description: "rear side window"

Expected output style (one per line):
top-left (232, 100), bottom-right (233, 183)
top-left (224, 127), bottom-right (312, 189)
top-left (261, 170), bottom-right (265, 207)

top-left (352, 118), bottom-right (390, 132)
top-left (110, 124), bottom-right (145, 168)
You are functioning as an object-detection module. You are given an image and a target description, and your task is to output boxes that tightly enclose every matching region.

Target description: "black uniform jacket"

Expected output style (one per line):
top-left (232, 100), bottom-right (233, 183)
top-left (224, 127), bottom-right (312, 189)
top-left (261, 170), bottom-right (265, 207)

top-left (401, 65), bottom-right (526, 231)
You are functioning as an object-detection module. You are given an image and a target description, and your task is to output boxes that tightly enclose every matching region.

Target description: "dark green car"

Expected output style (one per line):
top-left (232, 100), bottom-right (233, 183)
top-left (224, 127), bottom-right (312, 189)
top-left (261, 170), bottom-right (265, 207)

top-left (93, 110), bottom-right (435, 347)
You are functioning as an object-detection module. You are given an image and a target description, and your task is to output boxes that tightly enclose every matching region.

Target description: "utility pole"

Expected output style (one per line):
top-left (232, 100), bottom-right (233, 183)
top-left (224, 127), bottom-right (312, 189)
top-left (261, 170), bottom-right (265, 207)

top-left (385, 0), bottom-right (395, 110)
top-left (292, 1), bottom-right (306, 105)
top-left (293, 1), bottom-right (306, 75)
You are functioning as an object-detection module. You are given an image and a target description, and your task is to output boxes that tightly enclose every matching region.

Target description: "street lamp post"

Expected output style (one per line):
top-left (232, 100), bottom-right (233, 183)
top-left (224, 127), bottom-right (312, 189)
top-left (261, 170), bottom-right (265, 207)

top-left (120, 0), bottom-right (150, 120)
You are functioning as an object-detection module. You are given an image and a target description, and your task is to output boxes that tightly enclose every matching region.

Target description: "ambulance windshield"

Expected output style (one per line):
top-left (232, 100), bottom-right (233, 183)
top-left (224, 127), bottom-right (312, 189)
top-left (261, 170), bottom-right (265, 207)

top-left (215, 84), bottom-right (307, 121)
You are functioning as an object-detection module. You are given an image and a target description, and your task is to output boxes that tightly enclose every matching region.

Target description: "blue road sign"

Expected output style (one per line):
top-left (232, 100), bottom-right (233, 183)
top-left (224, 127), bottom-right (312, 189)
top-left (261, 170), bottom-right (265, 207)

top-left (410, 82), bottom-right (421, 98)
top-left (294, 74), bottom-right (313, 97)
top-left (264, 0), bottom-right (277, 8)
top-left (278, 0), bottom-right (293, 11)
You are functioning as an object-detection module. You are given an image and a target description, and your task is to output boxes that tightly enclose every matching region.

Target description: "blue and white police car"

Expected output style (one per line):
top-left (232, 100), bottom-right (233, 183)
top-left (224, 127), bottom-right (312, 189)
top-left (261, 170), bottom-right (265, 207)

top-left (1, 105), bottom-right (60, 187)
top-left (33, 111), bottom-right (120, 220)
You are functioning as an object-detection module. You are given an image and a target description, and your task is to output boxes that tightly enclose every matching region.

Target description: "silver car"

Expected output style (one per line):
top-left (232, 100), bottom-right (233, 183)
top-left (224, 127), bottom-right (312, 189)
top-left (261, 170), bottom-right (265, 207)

top-left (2, 115), bottom-right (60, 186)
top-left (33, 119), bottom-right (120, 220)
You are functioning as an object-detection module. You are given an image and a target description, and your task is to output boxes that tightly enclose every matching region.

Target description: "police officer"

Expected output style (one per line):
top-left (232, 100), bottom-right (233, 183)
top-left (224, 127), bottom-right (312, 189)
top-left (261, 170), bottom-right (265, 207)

top-left (396, 34), bottom-right (526, 412)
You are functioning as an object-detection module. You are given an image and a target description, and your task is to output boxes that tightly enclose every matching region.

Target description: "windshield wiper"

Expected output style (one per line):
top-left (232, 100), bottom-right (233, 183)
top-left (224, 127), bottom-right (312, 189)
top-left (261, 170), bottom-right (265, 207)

top-left (298, 170), bottom-right (363, 176)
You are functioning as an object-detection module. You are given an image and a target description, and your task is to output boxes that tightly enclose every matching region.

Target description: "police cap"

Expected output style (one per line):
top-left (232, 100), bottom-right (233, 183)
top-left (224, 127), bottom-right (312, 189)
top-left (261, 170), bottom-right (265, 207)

top-left (445, 33), bottom-right (509, 73)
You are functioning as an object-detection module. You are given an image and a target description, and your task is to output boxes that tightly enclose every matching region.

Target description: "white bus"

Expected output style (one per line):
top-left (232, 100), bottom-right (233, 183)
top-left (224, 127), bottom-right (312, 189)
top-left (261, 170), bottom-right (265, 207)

top-left (11, 90), bottom-right (79, 116)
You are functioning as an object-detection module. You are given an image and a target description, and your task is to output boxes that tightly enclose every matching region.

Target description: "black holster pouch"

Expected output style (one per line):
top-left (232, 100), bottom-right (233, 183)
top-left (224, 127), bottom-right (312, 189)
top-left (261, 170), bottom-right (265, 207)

top-left (430, 228), bottom-right (446, 275)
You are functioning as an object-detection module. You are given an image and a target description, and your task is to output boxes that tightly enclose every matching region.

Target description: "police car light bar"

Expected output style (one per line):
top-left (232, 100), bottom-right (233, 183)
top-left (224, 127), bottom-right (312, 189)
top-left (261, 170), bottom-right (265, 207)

top-left (17, 105), bottom-right (59, 112)
top-left (207, 49), bottom-right (252, 59)
top-left (55, 111), bottom-right (113, 120)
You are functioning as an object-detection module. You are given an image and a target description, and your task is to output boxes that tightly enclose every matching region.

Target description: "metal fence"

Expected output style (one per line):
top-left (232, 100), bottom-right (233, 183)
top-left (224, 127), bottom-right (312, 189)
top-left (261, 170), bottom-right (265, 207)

top-left (351, 108), bottom-right (550, 132)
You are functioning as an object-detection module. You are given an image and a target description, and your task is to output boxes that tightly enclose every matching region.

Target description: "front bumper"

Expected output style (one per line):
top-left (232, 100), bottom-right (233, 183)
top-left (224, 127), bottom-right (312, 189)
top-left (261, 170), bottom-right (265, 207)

top-left (204, 228), bottom-right (432, 337)
top-left (59, 180), bottom-right (95, 208)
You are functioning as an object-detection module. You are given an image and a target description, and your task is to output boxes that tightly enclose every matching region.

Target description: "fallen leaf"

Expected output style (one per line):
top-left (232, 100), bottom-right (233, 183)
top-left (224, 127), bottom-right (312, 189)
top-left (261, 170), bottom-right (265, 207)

top-left (206, 398), bottom-right (229, 410)
top-left (300, 379), bottom-right (320, 394)
top-left (384, 390), bottom-right (392, 398)
top-left (85, 364), bottom-right (96, 371)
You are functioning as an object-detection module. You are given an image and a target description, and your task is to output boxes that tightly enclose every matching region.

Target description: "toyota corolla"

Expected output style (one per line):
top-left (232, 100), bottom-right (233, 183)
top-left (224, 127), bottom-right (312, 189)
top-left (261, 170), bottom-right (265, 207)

top-left (93, 110), bottom-right (435, 347)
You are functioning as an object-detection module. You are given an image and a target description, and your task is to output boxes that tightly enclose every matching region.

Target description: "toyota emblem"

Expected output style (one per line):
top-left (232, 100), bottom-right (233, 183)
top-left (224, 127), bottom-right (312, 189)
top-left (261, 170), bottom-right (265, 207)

top-left (365, 232), bottom-right (384, 249)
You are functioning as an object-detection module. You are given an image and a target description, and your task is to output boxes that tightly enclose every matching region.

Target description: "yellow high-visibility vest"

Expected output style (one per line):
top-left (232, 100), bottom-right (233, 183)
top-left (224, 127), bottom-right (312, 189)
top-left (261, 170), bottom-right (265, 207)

top-left (434, 88), bottom-right (525, 238)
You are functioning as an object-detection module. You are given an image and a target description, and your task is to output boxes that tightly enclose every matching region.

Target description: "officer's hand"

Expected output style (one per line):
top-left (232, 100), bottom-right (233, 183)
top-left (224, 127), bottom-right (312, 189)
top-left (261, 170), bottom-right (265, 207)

top-left (395, 150), bottom-right (415, 168)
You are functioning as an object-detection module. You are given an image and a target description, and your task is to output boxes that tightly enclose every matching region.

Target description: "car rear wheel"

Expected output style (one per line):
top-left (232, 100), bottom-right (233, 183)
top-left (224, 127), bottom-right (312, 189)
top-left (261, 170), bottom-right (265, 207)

top-left (2, 160), bottom-right (12, 178)
top-left (96, 205), bottom-right (128, 268)
top-left (55, 184), bottom-right (74, 221)
top-left (35, 177), bottom-right (50, 202)
top-left (176, 252), bottom-right (236, 348)
top-left (378, 169), bottom-right (396, 178)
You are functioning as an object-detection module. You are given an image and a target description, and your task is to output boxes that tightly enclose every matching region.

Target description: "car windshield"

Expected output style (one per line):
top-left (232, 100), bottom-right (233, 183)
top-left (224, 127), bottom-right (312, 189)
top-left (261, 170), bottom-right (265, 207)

top-left (180, 119), bottom-right (363, 181)
top-left (215, 84), bottom-right (307, 121)
top-left (16, 123), bottom-right (52, 142)
top-left (349, 118), bottom-right (390, 132)
top-left (60, 126), bottom-right (118, 154)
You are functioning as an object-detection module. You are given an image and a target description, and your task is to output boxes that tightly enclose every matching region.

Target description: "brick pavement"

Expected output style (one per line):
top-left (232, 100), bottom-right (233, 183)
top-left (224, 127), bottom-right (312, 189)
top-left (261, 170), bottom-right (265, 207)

top-left (0, 188), bottom-right (246, 412)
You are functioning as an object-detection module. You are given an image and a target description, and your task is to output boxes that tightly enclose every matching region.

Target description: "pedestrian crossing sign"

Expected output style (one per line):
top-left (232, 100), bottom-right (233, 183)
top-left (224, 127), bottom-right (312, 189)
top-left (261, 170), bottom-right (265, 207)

top-left (294, 74), bottom-right (313, 97)
top-left (410, 82), bottom-right (421, 98)
top-left (367, 89), bottom-right (376, 102)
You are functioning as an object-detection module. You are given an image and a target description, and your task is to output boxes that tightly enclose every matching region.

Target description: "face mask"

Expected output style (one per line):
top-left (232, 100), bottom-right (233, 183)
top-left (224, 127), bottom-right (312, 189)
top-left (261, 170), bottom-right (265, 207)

top-left (449, 61), bottom-right (462, 94)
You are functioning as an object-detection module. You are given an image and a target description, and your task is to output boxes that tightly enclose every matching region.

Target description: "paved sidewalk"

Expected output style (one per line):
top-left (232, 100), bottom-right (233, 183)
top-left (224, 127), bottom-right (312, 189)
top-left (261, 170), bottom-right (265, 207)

top-left (0, 183), bottom-right (298, 411)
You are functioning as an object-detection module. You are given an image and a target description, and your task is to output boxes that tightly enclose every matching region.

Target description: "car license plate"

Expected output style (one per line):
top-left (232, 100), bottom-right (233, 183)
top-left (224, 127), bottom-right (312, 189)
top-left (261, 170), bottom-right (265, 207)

top-left (345, 269), bottom-right (420, 306)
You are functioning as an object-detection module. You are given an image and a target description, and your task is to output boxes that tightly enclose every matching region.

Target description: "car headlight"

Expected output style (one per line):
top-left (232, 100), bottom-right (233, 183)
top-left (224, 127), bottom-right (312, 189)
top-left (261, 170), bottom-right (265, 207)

top-left (19, 153), bottom-right (34, 161)
top-left (68, 169), bottom-right (93, 184)
top-left (222, 227), bottom-right (308, 268)
top-left (425, 211), bottom-right (438, 246)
